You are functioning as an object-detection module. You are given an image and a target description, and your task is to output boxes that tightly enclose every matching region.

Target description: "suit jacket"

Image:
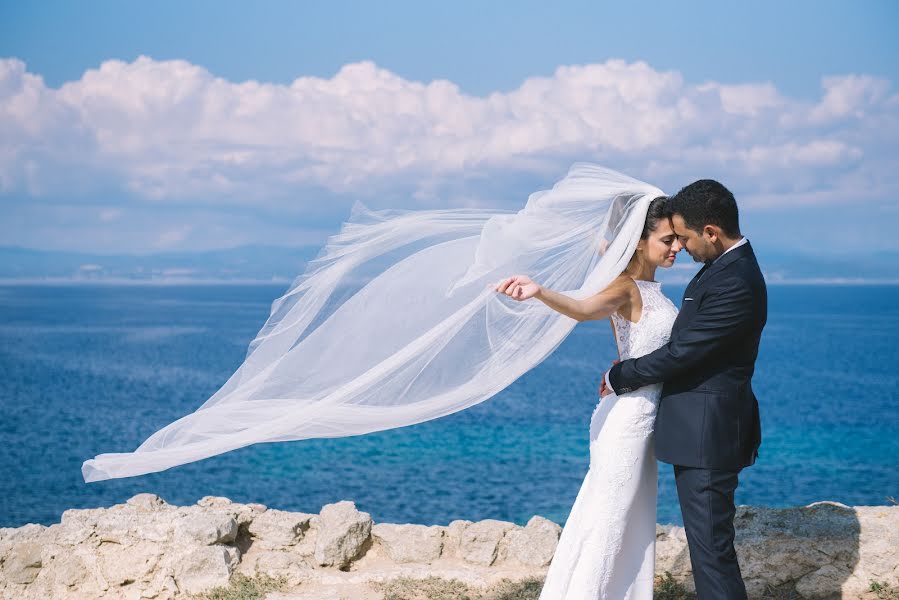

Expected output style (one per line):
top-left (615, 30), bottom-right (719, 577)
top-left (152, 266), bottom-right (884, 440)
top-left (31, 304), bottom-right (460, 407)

top-left (608, 241), bottom-right (767, 470)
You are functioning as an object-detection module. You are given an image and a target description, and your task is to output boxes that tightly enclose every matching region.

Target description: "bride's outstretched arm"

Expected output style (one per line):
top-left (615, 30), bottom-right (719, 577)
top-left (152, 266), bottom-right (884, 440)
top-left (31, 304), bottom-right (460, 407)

top-left (495, 274), bottom-right (631, 322)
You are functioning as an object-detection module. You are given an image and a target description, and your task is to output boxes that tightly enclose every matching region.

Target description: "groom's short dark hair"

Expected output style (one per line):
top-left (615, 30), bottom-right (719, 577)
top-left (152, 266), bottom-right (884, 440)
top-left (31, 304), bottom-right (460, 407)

top-left (665, 179), bottom-right (741, 238)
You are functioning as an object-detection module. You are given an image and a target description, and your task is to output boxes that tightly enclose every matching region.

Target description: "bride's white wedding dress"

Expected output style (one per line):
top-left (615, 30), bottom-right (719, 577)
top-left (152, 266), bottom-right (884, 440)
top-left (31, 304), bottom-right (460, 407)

top-left (539, 279), bottom-right (679, 599)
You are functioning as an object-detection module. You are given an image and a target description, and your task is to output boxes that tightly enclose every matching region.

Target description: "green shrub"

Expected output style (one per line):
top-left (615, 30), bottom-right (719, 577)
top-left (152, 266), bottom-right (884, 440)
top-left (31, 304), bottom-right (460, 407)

top-left (870, 580), bottom-right (899, 600)
top-left (653, 572), bottom-right (696, 600)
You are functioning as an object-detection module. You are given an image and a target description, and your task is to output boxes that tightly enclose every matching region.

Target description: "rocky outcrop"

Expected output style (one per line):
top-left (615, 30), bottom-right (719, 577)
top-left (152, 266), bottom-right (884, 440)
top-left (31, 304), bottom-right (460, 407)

top-left (0, 496), bottom-right (895, 599)
top-left (656, 501), bottom-right (899, 598)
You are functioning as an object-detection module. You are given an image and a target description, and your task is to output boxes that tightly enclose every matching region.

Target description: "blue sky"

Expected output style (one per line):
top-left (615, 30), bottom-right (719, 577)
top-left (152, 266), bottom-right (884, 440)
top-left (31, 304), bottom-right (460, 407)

top-left (4, 1), bottom-right (897, 98)
top-left (1, 1), bottom-right (897, 263)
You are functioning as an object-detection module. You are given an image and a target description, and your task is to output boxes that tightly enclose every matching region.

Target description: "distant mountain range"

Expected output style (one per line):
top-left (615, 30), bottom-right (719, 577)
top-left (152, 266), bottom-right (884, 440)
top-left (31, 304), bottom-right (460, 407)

top-left (0, 244), bottom-right (322, 284)
top-left (0, 244), bottom-right (896, 285)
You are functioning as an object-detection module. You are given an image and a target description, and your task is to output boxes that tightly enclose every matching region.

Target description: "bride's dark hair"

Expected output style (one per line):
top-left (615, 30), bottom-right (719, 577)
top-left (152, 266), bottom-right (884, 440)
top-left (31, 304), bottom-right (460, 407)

top-left (641, 196), bottom-right (669, 239)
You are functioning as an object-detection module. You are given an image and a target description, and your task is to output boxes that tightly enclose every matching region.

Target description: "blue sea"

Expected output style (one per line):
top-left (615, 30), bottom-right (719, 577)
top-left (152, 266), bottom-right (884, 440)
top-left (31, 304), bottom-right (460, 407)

top-left (1, 283), bottom-right (897, 529)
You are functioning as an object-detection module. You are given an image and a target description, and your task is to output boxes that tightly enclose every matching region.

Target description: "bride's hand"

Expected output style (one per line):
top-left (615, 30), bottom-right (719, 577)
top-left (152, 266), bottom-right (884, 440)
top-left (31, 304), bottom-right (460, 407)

top-left (494, 275), bottom-right (541, 301)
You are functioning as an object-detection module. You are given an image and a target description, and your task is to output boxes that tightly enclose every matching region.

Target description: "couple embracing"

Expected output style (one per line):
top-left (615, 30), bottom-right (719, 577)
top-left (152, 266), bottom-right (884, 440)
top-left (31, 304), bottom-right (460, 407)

top-left (497, 176), bottom-right (767, 599)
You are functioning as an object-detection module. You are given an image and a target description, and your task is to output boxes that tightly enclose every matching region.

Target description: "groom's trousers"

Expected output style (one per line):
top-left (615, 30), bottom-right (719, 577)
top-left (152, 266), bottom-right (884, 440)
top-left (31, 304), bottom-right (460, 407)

top-left (674, 465), bottom-right (748, 600)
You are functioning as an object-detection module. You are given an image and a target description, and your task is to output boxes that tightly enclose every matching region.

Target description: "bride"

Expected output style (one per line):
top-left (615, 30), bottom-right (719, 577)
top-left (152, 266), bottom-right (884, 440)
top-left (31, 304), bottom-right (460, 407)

top-left (495, 196), bottom-right (679, 599)
top-left (81, 164), bottom-right (678, 598)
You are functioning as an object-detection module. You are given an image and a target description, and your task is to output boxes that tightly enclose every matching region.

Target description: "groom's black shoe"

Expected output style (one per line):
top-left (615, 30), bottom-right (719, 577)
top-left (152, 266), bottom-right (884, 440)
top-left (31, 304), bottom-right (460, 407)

top-left (674, 465), bottom-right (748, 600)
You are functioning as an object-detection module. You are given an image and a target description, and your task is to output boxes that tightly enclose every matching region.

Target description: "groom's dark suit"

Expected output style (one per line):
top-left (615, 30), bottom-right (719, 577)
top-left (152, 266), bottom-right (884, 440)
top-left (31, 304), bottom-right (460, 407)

top-left (609, 240), bottom-right (767, 599)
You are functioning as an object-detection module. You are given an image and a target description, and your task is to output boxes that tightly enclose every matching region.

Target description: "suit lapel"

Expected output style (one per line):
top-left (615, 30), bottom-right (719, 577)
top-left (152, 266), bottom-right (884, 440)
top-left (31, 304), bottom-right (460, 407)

top-left (692, 240), bottom-right (754, 292)
top-left (684, 262), bottom-right (710, 298)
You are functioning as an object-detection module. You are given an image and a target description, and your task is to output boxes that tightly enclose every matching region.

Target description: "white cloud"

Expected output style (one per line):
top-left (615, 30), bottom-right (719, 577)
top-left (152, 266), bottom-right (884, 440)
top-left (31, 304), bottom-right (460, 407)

top-left (741, 140), bottom-right (863, 171)
top-left (0, 55), bottom-right (897, 216)
top-left (698, 82), bottom-right (784, 117)
top-left (809, 75), bottom-right (892, 124)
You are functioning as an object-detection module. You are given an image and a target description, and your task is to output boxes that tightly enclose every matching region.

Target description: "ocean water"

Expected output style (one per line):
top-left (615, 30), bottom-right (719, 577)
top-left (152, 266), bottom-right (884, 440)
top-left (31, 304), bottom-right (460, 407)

top-left (1, 283), bottom-right (897, 529)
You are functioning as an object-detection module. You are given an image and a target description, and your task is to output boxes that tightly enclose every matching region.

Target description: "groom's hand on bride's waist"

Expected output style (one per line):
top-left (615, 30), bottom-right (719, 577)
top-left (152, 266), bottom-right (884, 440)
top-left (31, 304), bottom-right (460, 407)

top-left (599, 374), bottom-right (611, 397)
top-left (599, 361), bottom-right (620, 397)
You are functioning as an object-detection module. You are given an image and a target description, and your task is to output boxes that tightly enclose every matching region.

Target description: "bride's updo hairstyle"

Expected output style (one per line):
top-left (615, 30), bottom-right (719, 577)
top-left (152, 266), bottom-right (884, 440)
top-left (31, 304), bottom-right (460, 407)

top-left (598, 193), bottom-right (667, 258)
top-left (621, 195), bottom-right (671, 270)
top-left (641, 196), bottom-right (669, 239)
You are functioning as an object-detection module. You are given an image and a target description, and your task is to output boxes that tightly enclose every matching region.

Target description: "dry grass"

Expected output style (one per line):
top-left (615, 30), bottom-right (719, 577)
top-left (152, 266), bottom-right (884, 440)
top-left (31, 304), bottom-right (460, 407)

top-left (759, 582), bottom-right (802, 600)
top-left (187, 572), bottom-right (289, 600)
top-left (373, 572), bottom-right (697, 600)
top-left (373, 575), bottom-right (543, 600)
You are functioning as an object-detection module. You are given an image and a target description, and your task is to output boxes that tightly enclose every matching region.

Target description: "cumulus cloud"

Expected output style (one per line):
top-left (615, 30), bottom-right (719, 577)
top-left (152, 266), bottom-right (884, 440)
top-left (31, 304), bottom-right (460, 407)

top-left (0, 54), bottom-right (897, 214)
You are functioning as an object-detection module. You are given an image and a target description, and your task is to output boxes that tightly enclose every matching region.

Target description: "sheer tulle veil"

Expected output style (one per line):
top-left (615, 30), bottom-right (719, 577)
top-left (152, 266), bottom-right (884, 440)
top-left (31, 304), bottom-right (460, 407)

top-left (82, 163), bottom-right (665, 482)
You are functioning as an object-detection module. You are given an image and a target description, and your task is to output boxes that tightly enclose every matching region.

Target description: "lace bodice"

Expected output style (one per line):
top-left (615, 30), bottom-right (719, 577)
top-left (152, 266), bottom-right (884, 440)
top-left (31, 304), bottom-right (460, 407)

top-left (609, 279), bottom-right (679, 361)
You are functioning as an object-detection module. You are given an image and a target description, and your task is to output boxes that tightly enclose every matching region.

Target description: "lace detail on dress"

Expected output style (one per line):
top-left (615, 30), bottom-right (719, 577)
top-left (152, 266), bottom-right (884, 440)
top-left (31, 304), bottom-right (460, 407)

top-left (538, 279), bottom-right (679, 600)
top-left (605, 279), bottom-right (679, 439)
top-left (610, 279), bottom-right (679, 361)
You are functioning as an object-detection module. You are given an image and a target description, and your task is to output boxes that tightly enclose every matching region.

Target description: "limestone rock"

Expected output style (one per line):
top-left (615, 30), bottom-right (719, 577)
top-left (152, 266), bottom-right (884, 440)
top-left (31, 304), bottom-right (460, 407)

top-left (655, 523), bottom-right (691, 580)
top-left (2, 541), bottom-right (43, 584)
top-left (505, 515), bottom-right (562, 567)
top-left (1, 498), bottom-right (896, 599)
top-left (654, 502), bottom-right (899, 598)
top-left (125, 493), bottom-right (169, 512)
top-left (441, 519), bottom-right (473, 560)
top-left (239, 548), bottom-right (315, 587)
top-left (371, 523), bottom-right (445, 563)
top-left (313, 501), bottom-right (372, 569)
top-left (172, 544), bottom-right (240, 595)
top-left (196, 495), bottom-right (233, 508)
top-left (458, 519), bottom-right (517, 566)
top-left (96, 539), bottom-right (163, 586)
top-left (56, 508), bottom-right (102, 546)
top-left (248, 508), bottom-right (314, 549)
top-left (173, 511), bottom-right (238, 545)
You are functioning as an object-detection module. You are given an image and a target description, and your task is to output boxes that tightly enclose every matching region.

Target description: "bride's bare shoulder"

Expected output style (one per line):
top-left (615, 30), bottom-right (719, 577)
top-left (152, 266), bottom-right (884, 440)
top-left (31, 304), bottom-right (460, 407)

top-left (607, 273), bottom-right (638, 294)
top-left (606, 274), bottom-right (642, 321)
top-left (601, 274), bottom-right (639, 307)
top-left (580, 273), bottom-right (637, 321)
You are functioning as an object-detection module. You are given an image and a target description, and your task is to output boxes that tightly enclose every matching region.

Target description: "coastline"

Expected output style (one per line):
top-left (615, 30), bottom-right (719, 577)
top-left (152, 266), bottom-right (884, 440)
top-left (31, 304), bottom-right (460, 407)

top-left (3, 277), bottom-right (899, 286)
top-left (1, 495), bottom-right (896, 599)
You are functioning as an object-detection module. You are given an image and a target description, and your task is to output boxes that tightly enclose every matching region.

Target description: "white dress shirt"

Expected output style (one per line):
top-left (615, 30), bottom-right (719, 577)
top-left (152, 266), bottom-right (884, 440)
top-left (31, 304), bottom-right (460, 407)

top-left (602, 237), bottom-right (748, 395)
top-left (711, 236), bottom-right (747, 264)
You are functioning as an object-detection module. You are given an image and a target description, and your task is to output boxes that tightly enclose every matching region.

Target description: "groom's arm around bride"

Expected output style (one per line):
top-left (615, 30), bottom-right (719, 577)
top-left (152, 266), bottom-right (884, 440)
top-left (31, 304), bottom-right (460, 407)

top-left (606, 179), bottom-right (767, 600)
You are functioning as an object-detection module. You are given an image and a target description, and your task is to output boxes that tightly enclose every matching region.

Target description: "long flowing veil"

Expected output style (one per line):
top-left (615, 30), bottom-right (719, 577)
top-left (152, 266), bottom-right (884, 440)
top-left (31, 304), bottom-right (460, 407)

top-left (82, 163), bottom-right (664, 482)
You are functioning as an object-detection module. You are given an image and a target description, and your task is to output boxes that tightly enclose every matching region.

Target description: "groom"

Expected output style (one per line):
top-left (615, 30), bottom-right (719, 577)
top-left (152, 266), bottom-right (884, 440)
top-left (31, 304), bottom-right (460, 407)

top-left (601, 179), bottom-right (767, 599)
